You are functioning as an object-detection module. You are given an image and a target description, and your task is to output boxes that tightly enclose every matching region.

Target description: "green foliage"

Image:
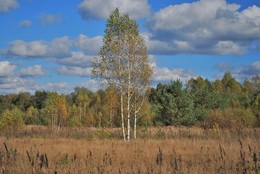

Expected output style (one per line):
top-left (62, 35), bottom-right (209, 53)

top-left (233, 108), bottom-right (256, 127)
top-left (137, 99), bottom-right (154, 126)
top-left (42, 92), bottom-right (68, 129)
top-left (25, 106), bottom-right (39, 125)
top-left (34, 91), bottom-right (47, 109)
top-left (151, 80), bottom-right (195, 126)
top-left (253, 94), bottom-right (260, 126)
top-left (251, 75), bottom-right (260, 94)
top-left (0, 107), bottom-right (24, 131)
top-left (67, 117), bottom-right (82, 127)
top-left (0, 71), bottom-right (259, 129)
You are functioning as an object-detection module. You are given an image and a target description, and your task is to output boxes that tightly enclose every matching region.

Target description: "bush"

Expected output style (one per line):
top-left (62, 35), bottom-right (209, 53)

top-left (67, 117), bottom-right (82, 127)
top-left (203, 108), bottom-right (256, 129)
top-left (0, 107), bottom-right (24, 131)
top-left (233, 108), bottom-right (256, 127)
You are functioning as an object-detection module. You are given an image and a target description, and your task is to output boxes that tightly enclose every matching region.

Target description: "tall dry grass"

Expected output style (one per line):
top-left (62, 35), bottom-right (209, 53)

top-left (0, 127), bottom-right (259, 173)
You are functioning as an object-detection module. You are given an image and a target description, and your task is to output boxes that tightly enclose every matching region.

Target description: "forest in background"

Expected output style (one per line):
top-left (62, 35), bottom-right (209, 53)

top-left (0, 72), bottom-right (259, 132)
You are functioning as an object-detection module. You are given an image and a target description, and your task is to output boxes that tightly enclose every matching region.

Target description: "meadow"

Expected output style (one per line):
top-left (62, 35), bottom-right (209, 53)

top-left (0, 126), bottom-right (260, 174)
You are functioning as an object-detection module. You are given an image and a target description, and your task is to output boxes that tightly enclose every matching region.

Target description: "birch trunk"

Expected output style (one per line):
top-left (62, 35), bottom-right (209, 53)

top-left (127, 76), bottom-right (131, 141)
top-left (120, 89), bottom-right (126, 141)
top-left (134, 111), bottom-right (137, 139)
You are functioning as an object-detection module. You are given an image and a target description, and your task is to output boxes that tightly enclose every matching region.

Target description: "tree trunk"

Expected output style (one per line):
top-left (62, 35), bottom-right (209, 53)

top-left (84, 103), bottom-right (86, 121)
top-left (127, 84), bottom-right (131, 141)
top-left (134, 111), bottom-right (137, 139)
top-left (127, 59), bottom-right (132, 141)
top-left (120, 90), bottom-right (126, 141)
top-left (110, 108), bottom-right (113, 128)
top-left (79, 106), bottom-right (82, 122)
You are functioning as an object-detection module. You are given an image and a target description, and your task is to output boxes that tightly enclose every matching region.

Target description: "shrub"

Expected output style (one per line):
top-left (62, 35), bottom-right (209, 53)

top-left (67, 117), bottom-right (82, 127)
top-left (203, 108), bottom-right (256, 129)
top-left (232, 108), bottom-right (256, 127)
top-left (202, 109), bottom-right (239, 129)
top-left (0, 107), bottom-right (24, 131)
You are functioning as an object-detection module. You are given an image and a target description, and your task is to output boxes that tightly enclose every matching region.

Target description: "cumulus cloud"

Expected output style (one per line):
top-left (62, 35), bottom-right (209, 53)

top-left (214, 62), bottom-right (233, 72)
top-left (57, 66), bottom-right (92, 77)
top-left (0, 78), bottom-right (69, 94)
top-left (39, 13), bottom-right (61, 25)
top-left (19, 65), bottom-right (46, 77)
top-left (0, 76), bottom-right (34, 94)
top-left (40, 82), bottom-right (68, 91)
top-left (2, 34), bottom-right (101, 59)
top-left (215, 61), bottom-right (260, 81)
top-left (146, 0), bottom-right (260, 55)
top-left (78, 0), bottom-right (150, 20)
top-left (0, 0), bottom-right (19, 13)
top-left (239, 61), bottom-right (260, 76)
top-left (0, 62), bottom-right (71, 94)
top-left (3, 36), bottom-right (71, 58)
top-left (19, 20), bottom-right (32, 27)
top-left (0, 61), bottom-right (16, 76)
top-left (153, 67), bottom-right (196, 83)
top-left (74, 34), bottom-right (102, 55)
top-left (0, 71), bottom-right (70, 94)
top-left (251, 44), bottom-right (260, 52)
top-left (56, 52), bottom-right (93, 68)
top-left (78, 80), bottom-right (103, 92)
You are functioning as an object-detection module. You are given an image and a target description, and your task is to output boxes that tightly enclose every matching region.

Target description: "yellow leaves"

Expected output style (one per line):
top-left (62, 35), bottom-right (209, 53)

top-left (0, 107), bottom-right (24, 130)
top-left (44, 92), bottom-right (68, 127)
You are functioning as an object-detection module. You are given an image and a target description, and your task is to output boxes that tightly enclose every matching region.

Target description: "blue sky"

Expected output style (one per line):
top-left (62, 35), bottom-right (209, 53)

top-left (0, 0), bottom-right (259, 94)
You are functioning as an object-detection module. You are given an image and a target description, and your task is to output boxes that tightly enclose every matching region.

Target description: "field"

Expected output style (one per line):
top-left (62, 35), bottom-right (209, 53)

top-left (0, 126), bottom-right (260, 173)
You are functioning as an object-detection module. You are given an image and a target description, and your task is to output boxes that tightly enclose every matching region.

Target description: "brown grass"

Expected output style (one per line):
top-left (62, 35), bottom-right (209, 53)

top-left (0, 127), bottom-right (260, 173)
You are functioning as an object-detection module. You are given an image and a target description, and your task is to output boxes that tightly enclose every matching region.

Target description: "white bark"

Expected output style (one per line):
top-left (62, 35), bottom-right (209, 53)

top-left (134, 110), bottom-right (137, 139)
top-left (120, 89), bottom-right (126, 141)
top-left (127, 66), bottom-right (131, 141)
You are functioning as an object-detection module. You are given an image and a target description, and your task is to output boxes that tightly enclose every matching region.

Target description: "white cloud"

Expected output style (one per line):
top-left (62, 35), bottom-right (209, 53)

top-left (4, 36), bottom-right (71, 58)
top-left (214, 62), bottom-right (233, 72)
top-left (56, 52), bottom-right (94, 67)
top-left (19, 20), bottom-right (32, 27)
top-left (2, 34), bottom-right (101, 59)
top-left (0, 0), bottom-right (19, 13)
top-left (0, 62), bottom-right (71, 94)
top-left (0, 61), bottom-right (36, 94)
top-left (57, 66), bottom-right (92, 77)
top-left (39, 13), bottom-right (61, 25)
top-left (252, 45), bottom-right (260, 52)
top-left (79, 80), bottom-right (103, 92)
top-left (40, 82), bottom-right (68, 91)
top-left (215, 61), bottom-right (260, 82)
top-left (19, 65), bottom-right (46, 77)
top-left (78, 0), bottom-right (150, 20)
top-left (147, 0), bottom-right (260, 55)
top-left (74, 34), bottom-right (102, 55)
top-left (0, 76), bottom-right (34, 94)
top-left (153, 67), bottom-right (196, 83)
top-left (0, 75), bottom-right (71, 94)
top-left (252, 61), bottom-right (260, 71)
top-left (0, 61), bottom-right (16, 76)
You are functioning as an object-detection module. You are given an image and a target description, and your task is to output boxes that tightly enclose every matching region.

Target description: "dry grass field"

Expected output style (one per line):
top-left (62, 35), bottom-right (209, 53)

top-left (0, 127), bottom-right (260, 173)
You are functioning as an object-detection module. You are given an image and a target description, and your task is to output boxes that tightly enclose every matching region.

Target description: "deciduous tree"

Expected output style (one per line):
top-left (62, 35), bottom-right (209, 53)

top-left (43, 92), bottom-right (68, 131)
top-left (92, 8), bottom-right (152, 140)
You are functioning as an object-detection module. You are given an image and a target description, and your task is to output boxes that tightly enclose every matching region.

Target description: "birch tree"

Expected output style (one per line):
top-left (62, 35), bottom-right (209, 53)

top-left (92, 8), bottom-right (152, 141)
top-left (43, 92), bottom-right (68, 131)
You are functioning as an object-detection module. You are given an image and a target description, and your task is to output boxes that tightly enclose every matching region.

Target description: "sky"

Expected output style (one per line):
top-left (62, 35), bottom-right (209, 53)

top-left (0, 0), bottom-right (259, 94)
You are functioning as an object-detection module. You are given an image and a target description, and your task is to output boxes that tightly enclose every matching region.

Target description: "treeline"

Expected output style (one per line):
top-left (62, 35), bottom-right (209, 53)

top-left (150, 72), bottom-right (260, 128)
top-left (0, 72), bottom-right (259, 130)
top-left (0, 85), bottom-right (153, 131)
